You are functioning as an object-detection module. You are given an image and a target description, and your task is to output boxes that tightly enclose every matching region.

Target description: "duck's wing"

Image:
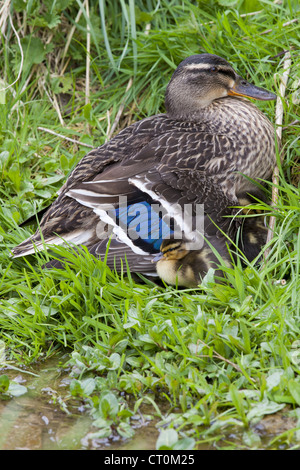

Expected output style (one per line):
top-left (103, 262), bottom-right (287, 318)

top-left (63, 136), bottom-right (240, 269)
top-left (89, 238), bottom-right (158, 275)
top-left (11, 116), bottom-right (167, 258)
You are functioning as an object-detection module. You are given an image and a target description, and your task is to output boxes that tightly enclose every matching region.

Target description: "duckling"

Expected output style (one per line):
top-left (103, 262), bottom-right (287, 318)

top-left (11, 53), bottom-right (277, 274)
top-left (238, 215), bottom-right (268, 262)
top-left (155, 238), bottom-right (230, 287)
top-left (234, 191), bottom-right (269, 262)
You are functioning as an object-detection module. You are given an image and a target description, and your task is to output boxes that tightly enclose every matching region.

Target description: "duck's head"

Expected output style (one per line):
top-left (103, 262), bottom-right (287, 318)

top-left (155, 239), bottom-right (189, 262)
top-left (165, 53), bottom-right (276, 118)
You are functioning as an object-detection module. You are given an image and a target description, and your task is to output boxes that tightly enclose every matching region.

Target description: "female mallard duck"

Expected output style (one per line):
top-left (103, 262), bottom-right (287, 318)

top-left (11, 53), bottom-right (277, 276)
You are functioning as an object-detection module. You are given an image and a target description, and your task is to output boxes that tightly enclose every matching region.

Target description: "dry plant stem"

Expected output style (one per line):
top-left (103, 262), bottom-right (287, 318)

top-left (60, 56), bottom-right (71, 77)
top-left (85, 0), bottom-right (90, 106)
top-left (275, 52), bottom-right (292, 142)
top-left (196, 339), bottom-right (242, 372)
top-left (0, 0), bottom-right (10, 35)
top-left (52, 92), bottom-right (65, 126)
top-left (243, 18), bottom-right (298, 40)
top-left (259, 18), bottom-right (298, 36)
top-left (43, 85), bottom-right (65, 126)
top-left (265, 166), bottom-right (280, 248)
top-left (198, 2), bottom-right (282, 29)
top-left (37, 126), bottom-right (94, 148)
top-left (0, 13), bottom-right (24, 93)
top-left (264, 51), bottom-right (291, 260)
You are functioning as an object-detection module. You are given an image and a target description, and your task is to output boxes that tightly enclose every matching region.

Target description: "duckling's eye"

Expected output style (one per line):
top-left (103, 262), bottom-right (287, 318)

top-left (210, 67), bottom-right (217, 72)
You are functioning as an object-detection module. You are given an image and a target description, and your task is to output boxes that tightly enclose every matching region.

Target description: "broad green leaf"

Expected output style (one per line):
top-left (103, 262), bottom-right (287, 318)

top-left (21, 36), bottom-right (46, 73)
top-left (247, 398), bottom-right (285, 421)
top-left (173, 437), bottom-right (196, 450)
top-left (156, 429), bottom-right (178, 450)
top-left (81, 378), bottom-right (96, 396)
top-left (0, 375), bottom-right (10, 393)
top-left (117, 421), bottom-right (135, 439)
top-left (7, 382), bottom-right (28, 397)
top-left (100, 392), bottom-right (119, 418)
top-left (288, 380), bottom-right (300, 406)
top-left (242, 429), bottom-right (261, 448)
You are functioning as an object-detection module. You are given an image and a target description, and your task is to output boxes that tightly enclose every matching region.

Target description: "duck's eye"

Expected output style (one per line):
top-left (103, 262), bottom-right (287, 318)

top-left (210, 67), bottom-right (217, 72)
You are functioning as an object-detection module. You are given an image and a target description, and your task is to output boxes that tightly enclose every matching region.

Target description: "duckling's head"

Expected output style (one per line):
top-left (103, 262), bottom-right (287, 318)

top-left (165, 53), bottom-right (276, 118)
top-left (158, 239), bottom-right (189, 261)
top-left (154, 239), bottom-right (193, 287)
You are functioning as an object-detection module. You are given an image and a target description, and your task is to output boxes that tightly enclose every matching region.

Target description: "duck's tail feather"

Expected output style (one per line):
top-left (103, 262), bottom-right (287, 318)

top-left (11, 228), bottom-right (95, 258)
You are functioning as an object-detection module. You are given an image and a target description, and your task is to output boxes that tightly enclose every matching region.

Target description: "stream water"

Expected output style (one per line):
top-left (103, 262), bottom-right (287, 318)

top-left (0, 355), bottom-right (160, 450)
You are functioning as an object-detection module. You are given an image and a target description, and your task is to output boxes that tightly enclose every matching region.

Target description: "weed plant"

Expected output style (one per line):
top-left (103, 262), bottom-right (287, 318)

top-left (0, 0), bottom-right (300, 450)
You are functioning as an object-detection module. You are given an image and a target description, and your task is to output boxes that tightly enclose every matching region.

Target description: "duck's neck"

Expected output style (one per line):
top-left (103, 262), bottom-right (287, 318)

top-left (165, 91), bottom-right (215, 121)
top-left (166, 96), bottom-right (267, 134)
top-left (165, 78), bottom-right (230, 121)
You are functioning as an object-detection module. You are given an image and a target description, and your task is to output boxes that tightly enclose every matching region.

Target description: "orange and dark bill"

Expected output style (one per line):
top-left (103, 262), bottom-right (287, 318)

top-left (228, 76), bottom-right (276, 101)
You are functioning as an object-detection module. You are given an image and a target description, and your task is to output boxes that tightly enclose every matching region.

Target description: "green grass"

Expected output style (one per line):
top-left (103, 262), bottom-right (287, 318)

top-left (0, 0), bottom-right (300, 450)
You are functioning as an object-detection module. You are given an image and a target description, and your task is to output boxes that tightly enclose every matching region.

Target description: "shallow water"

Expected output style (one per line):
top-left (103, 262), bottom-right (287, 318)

top-left (0, 357), bottom-right (88, 450)
top-left (0, 356), bottom-right (298, 450)
top-left (0, 356), bottom-right (160, 450)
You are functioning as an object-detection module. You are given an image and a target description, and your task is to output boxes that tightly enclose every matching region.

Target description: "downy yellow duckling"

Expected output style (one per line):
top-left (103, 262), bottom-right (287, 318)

top-left (155, 238), bottom-right (230, 287)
